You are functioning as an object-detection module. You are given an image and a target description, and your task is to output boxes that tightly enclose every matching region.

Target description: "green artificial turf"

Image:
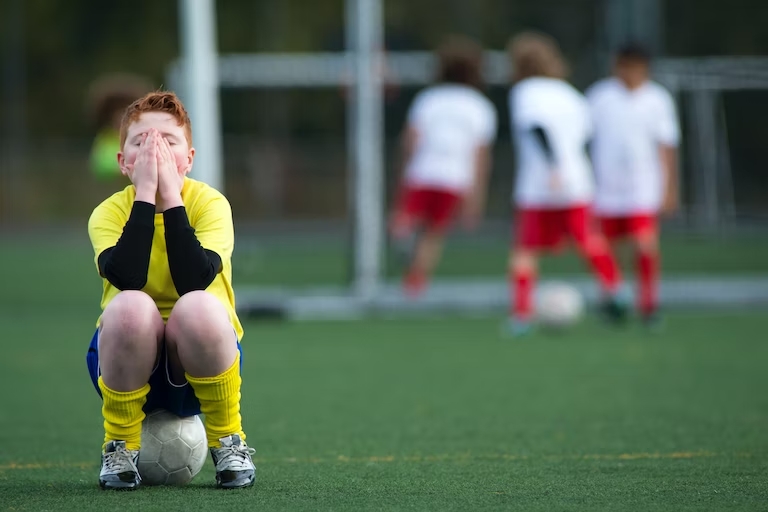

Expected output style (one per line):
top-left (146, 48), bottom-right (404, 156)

top-left (1, 311), bottom-right (766, 511)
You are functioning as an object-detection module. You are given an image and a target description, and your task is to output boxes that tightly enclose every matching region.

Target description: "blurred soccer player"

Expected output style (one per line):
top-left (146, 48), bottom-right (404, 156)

top-left (506, 32), bottom-right (626, 335)
top-left (87, 92), bottom-right (255, 490)
top-left (390, 35), bottom-right (497, 296)
top-left (587, 43), bottom-right (680, 327)
top-left (86, 74), bottom-right (153, 181)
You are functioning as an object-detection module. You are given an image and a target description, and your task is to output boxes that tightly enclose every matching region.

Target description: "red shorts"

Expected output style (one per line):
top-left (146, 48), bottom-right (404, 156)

top-left (515, 204), bottom-right (595, 250)
top-left (395, 187), bottom-right (463, 232)
top-left (599, 214), bottom-right (657, 240)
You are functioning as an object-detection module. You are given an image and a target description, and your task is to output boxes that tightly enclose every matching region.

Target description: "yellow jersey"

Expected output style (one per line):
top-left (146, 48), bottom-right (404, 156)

top-left (87, 178), bottom-right (243, 340)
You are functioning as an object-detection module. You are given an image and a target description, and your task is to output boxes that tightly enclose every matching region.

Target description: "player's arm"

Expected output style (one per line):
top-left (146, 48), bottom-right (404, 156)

top-left (531, 125), bottom-right (556, 168)
top-left (395, 93), bottom-right (424, 184)
top-left (389, 125), bottom-right (419, 232)
top-left (163, 203), bottom-right (226, 296)
top-left (461, 144), bottom-right (493, 229)
top-left (657, 91), bottom-right (681, 215)
top-left (463, 103), bottom-right (497, 228)
top-left (91, 130), bottom-right (162, 290)
top-left (90, 200), bottom-right (156, 291)
top-left (660, 144), bottom-right (679, 214)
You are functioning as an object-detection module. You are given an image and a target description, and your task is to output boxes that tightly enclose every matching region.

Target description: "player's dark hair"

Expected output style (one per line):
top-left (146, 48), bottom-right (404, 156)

top-left (436, 35), bottom-right (484, 89)
top-left (616, 42), bottom-right (652, 64)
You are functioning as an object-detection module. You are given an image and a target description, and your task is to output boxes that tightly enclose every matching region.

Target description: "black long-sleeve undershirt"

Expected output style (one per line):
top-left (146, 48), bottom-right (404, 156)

top-left (163, 206), bottom-right (222, 296)
top-left (531, 125), bottom-right (556, 167)
top-left (98, 201), bottom-right (155, 290)
top-left (98, 202), bottom-right (222, 295)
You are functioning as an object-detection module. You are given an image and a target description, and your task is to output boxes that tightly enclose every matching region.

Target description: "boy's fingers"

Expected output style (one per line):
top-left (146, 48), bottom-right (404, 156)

top-left (162, 139), bottom-right (173, 165)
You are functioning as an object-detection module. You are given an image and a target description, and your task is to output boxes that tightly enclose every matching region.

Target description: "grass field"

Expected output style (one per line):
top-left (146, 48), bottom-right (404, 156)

top-left (1, 232), bottom-right (767, 511)
top-left (1, 312), bottom-right (767, 511)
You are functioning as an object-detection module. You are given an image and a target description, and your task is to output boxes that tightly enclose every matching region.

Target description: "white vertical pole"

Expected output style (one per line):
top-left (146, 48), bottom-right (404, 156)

top-left (179, 0), bottom-right (224, 192)
top-left (345, 0), bottom-right (360, 287)
top-left (347, 0), bottom-right (384, 300)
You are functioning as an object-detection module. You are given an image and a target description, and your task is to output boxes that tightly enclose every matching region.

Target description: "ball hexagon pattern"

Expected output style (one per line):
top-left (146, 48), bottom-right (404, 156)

top-left (138, 409), bottom-right (207, 486)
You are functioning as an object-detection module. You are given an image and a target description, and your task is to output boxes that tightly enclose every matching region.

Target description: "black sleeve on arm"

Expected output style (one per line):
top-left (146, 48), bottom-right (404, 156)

top-left (163, 206), bottom-right (222, 296)
top-left (97, 201), bottom-right (156, 290)
top-left (531, 125), bottom-right (556, 167)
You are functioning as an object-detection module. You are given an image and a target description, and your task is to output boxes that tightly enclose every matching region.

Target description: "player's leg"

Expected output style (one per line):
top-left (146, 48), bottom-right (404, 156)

top-left (404, 230), bottom-right (445, 296)
top-left (630, 215), bottom-right (661, 326)
top-left (569, 207), bottom-right (627, 322)
top-left (390, 186), bottom-right (424, 267)
top-left (403, 190), bottom-right (461, 296)
top-left (506, 207), bottom-right (551, 335)
top-left (508, 248), bottom-right (539, 335)
top-left (165, 291), bottom-right (254, 489)
top-left (95, 290), bottom-right (165, 490)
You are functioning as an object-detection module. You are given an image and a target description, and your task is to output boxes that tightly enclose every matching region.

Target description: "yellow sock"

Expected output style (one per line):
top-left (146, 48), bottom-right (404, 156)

top-left (98, 377), bottom-right (149, 451)
top-left (186, 353), bottom-right (245, 448)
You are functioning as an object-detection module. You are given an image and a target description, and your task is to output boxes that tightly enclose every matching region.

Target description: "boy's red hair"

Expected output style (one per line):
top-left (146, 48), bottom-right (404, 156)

top-left (119, 91), bottom-right (193, 147)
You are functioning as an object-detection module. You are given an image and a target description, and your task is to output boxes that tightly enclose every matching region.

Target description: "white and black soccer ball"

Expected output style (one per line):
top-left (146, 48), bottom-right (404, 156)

top-left (535, 282), bottom-right (585, 330)
top-left (138, 409), bottom-right (207, 486)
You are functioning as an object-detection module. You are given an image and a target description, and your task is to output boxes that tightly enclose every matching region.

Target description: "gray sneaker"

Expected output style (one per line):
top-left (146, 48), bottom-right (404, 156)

top-left (210, 434), bottom-right (256, 489)
top-left (99, 440), bottom-right (141, 490)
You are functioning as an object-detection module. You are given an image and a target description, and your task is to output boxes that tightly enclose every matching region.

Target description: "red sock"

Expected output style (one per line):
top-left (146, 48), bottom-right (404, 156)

top-left (511, 268), bottom-right (535, 321)
top-left (637, 251), bottom-right (659, 314)
top-left (586, 249), bottom-right (621, 294)
top-left (404, 268), bottom-right (427, 298)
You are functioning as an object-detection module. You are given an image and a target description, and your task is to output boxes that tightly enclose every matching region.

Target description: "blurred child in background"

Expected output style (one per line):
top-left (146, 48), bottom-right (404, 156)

top-left (506, 31), bottom-right (627, 335)
top-left (587, 43), bottom-right (680, 327)
top-left (87, 74), bottom-right (153, 181)
top-left (390, 35), bottom-right (497, 297)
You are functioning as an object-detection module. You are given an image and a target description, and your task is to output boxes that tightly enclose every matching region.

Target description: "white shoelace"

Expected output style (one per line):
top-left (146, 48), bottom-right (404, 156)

top-left (103, 445), bottom-right (140, 477)
top-left (214, 444), bottom-right (256, 471)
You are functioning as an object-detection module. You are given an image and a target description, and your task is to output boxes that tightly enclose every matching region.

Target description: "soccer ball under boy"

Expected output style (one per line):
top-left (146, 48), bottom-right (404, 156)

top-left (138, 409), bottom-right (207, 486)
top-left (535, 282), bottom-right (585, 329)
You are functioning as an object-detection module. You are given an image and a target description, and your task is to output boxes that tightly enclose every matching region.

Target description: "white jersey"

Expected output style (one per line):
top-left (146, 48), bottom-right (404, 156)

top-left (510, 77), bottom-right (594, 208)
top-left (587, 78), bottom-right (680, 215)
top-left (404, 84), bottom-right (497, 192)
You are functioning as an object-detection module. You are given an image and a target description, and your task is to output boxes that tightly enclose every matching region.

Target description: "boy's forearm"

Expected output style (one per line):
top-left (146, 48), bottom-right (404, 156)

top-left (661, 145), bottom-right (678, 198)
top-left (98, 201), bottom-right (156, 290)
top-left (470, 146), bottom-right (492, 206)
top-left (163, 206), bottom-right (222, 295)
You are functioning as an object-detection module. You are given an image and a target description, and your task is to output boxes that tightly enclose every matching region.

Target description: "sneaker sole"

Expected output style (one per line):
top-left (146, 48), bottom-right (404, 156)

top-left (99, 481), bottom-right (140, 491)
top-left (217, 474), bottom-right (255, 489)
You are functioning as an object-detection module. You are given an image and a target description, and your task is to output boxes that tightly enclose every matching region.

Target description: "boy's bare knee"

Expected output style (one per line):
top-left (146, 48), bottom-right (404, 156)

top-left (510, 250), bottom-right (537, 273)
top-left (171, 291), bottom-right (225, 322)
top-left (101, 291), bottom-right (162, 335)
top-left (167, 291), bottom-right (231, 344)
top-left (634, 231), bottom-right (659, 254)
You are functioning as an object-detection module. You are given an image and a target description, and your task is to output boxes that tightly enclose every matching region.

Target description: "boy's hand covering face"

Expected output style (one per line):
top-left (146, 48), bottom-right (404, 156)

top-left (131, 130), bottom-right (159, 194)
top-left (157, 135), bottom-right (185, 198)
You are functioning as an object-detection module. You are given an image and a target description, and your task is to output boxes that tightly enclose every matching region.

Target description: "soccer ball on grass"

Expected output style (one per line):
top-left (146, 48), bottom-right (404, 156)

top-left (535, 282), bottom-right (585, 330)
top-left (138, 409), bottom-right (207, 486)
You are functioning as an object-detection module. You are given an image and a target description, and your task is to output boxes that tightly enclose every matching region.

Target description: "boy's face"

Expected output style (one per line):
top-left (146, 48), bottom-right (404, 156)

top-left (118, 112), bottom-right (194, 179)
top-left (614, 58), bottom-right (649, 90)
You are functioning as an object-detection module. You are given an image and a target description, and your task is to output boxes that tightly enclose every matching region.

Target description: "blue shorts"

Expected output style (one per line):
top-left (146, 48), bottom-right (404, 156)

top-left (86, 329), bottom-right (242, 417)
